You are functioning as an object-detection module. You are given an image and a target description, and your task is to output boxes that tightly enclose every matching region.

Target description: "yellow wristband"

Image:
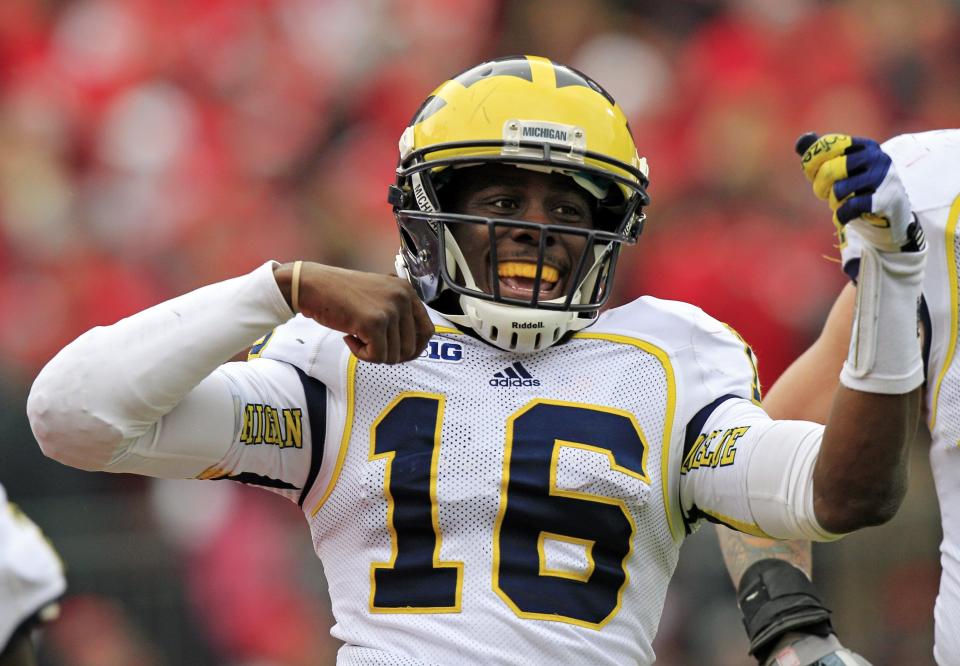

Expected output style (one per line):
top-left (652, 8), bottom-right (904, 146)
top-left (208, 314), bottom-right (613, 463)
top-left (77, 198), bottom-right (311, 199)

top-left (291, 260), bottom-right (303, 313)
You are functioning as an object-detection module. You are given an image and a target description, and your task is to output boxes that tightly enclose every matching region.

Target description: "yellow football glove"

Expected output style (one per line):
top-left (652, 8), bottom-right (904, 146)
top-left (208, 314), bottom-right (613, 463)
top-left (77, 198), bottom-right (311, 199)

top-left (795, 132), bottom-right (926, 395)
top-left (796, 132), bottom-right (924, 254)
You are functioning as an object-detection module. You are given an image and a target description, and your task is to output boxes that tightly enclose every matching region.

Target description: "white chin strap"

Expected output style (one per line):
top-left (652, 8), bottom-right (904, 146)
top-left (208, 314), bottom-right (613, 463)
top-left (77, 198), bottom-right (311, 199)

top-left (438, 229), bottom-right (606, 353)
top-left (443, 297), bottom-right (593, 353)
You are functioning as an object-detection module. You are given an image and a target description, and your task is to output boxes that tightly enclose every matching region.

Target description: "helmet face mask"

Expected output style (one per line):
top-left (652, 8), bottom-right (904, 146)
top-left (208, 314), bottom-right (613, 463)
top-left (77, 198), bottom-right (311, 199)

top-left (390, 55), bottom-right (650, 353)
top-left (396, 208), bottom-right (631, 311)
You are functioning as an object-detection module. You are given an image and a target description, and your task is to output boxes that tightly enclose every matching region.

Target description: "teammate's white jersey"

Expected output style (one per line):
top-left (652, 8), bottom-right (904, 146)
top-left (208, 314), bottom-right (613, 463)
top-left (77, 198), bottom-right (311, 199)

top-left (26, 262), bottom-right (834, 666)
top-left (0, 482), bottom-right (65, 652)
top-left (841, 129), bottom-right (960, 665)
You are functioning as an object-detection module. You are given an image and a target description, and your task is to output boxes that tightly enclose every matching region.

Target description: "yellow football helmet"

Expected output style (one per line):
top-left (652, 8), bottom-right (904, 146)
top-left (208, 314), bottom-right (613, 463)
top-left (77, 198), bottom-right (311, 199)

top-left (390, 55), bottom-right (650, 352)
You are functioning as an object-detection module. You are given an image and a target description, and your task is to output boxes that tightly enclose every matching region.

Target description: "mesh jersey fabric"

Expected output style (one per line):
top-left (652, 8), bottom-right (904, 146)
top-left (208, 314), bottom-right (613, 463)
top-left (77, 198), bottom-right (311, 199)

top-left (242, 296), bottom-right (767, 665)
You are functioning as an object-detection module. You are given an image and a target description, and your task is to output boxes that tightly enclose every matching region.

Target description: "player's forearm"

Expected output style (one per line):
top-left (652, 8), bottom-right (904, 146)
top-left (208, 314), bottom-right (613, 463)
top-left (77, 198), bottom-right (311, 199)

top-left (795, 134), bottom-right (925, 532)
top-left (806, 200), bottom-right (925, 532)
top-left (812, 384), bottom-right (921, 532)
top-left (717, 527), bottom-right (812, 588)
top-left (27, 261), bottom-right (293, 469)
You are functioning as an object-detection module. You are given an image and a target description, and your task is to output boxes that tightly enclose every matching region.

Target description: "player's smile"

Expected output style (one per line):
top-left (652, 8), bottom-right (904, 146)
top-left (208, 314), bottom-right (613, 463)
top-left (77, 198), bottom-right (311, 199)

top-left (442, 164), bottom-right (594, 303)
top-left (491, 258), bottom-right (565, 301)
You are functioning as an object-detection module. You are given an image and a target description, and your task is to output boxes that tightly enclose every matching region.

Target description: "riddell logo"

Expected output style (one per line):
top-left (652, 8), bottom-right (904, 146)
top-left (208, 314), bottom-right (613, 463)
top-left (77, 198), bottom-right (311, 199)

top-left (489, 362), bottom-right (541, 388)
top-left (512, 321), bottom-right (544, 329)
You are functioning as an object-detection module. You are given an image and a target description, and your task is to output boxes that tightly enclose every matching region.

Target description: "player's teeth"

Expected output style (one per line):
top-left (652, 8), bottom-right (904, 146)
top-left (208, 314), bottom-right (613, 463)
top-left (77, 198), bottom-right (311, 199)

top-left (497, 262), bottom-right (559, 283)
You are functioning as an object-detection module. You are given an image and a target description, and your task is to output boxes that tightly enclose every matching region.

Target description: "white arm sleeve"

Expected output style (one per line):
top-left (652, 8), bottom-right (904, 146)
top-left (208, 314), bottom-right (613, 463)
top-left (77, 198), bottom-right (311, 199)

top-left (27, 261), bottom-right (294, 474)
top-left (679, 398), bottom-right (841, 542)
top-left (102, 358), bottom-right (317, 493)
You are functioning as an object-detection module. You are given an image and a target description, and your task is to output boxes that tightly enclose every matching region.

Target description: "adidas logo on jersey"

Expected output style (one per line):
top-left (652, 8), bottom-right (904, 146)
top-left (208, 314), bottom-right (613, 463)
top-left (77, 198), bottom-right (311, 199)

top-left (490, 362), bottom-right (541, 388)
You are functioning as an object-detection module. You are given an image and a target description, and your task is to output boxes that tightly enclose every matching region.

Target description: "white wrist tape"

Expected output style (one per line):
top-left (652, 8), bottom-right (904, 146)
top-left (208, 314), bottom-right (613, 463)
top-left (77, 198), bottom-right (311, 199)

top-left (841, 245), bottom-right (926, 394)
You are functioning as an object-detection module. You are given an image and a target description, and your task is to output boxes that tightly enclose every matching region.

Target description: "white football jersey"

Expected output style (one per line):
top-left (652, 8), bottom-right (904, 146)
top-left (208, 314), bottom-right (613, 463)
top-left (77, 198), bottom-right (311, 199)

top-left (200, 295), bottom-right (803, 666)
top-left (0, 482), bottom-right (66, 651)
top-left (840, 129), bottom-right (960, 665)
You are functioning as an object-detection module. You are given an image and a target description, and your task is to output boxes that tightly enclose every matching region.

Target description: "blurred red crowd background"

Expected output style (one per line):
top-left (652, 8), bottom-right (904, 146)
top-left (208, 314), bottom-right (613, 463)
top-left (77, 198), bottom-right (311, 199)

top-left (1, 0), bottom-right (956, 664)
top-left (4, 0), bottom-right (958, 388)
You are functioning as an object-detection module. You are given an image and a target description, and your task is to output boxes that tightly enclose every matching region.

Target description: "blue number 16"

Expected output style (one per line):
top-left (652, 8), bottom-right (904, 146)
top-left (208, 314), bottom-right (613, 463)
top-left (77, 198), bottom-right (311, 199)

top-left (369, 393), bottom-right (649, 628)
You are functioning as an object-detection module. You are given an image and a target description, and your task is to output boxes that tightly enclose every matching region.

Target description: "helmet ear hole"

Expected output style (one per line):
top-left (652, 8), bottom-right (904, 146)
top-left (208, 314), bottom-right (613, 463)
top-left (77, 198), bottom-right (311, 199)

top-left (395, 211), bottom-right (444, 302)
top-left (434, 167), bottom-right (473, 213)
top-left (399, 226), bottom-right (417, 253)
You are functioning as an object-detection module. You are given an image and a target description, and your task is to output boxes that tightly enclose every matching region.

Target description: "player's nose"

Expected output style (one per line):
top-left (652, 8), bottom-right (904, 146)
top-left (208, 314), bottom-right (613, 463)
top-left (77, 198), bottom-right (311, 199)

top-left (508, 203), bottom-right (557, 247)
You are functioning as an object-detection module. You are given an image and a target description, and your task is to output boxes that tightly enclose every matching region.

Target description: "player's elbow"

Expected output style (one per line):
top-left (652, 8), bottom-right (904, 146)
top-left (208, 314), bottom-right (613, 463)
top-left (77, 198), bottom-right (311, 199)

top-left (814, 483), bottom-right (906, 534)
top-left (27, 368), bottom-right (121, 472)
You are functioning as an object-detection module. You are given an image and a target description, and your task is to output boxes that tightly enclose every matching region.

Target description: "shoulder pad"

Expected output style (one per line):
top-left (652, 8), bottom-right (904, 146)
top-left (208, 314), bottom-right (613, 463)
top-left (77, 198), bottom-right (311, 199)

top-left (595, 297), bottom-right (761, 405)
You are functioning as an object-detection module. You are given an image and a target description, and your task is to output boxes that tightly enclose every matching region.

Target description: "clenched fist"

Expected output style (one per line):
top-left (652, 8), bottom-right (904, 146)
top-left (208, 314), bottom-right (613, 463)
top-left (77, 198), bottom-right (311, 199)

top-left (274, 262), bottom-right (435, 364)
top-left (797, 133), bottom-right (924, 254)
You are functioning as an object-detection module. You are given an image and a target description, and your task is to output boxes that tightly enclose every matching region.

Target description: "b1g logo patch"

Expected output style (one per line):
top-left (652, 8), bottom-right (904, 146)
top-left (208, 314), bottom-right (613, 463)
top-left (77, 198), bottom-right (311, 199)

top-left (419, 340), bottom-right (463, 363)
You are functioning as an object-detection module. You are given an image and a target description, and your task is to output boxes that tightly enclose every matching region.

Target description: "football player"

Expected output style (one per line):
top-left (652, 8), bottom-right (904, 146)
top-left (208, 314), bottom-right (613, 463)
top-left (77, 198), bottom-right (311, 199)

top-left (719, 130), bottom-right (960, 666)
top-left (27, 57), bottom-right (925, 665)
top-left (0, 482), bottom-right (66, 666)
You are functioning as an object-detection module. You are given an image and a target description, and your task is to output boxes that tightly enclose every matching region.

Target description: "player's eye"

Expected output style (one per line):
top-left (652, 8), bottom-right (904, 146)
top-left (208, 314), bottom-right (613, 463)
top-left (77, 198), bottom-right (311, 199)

top-left (488, 197), bottom-right (521, 212)
top-left (551, 202), bottom-right (588, 224)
